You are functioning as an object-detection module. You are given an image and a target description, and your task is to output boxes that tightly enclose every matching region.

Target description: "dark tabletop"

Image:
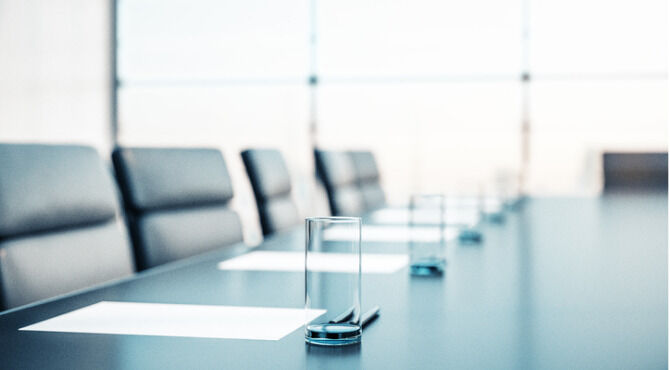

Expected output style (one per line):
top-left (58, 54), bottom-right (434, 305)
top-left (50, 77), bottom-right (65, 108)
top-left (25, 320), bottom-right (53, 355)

top-left (0, 194), bottom-right (667, 370)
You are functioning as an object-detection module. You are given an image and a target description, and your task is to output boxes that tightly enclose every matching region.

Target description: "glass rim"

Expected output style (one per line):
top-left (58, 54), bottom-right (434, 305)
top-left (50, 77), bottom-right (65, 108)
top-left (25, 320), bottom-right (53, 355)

top-left (305, 216), bottom-right (362, 223)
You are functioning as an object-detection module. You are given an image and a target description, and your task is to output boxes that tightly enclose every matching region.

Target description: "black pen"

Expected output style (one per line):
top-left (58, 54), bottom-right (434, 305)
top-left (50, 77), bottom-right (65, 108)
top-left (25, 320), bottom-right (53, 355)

top-left (329, 306), bottom-right (355, 324)
top-left (329, 305), bottom-right (381, 328)
top-left (361, 305), bottom-right (381, 328)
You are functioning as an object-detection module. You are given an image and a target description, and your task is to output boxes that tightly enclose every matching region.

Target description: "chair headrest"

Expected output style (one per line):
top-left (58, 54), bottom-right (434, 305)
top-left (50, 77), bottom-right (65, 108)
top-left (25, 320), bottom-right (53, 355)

top-left (315, 150), bottom-right (357, 188)
top-left (0, 144), bottom-right (118, 238)
top-left (241, 149), bottom-right (292, 199)
top-left (349, 151), bottom-right (380, 182)
top-left (113, 147), bottom-right (234, 212)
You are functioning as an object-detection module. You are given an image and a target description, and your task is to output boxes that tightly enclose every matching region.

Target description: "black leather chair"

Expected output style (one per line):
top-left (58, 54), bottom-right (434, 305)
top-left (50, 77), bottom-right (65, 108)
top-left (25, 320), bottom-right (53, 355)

top-left (241, 149), bottom-right (301, 235)
top-left (0, 144), bottom-right (135, 310)
top-left (349, 151), bottom-right (386, 211)
top-left (112, 147), bottom-right (243, 270)
top-left (603, 152), bottom-right (668, 191)
top-left (314, 149), bottom-right (365, 216)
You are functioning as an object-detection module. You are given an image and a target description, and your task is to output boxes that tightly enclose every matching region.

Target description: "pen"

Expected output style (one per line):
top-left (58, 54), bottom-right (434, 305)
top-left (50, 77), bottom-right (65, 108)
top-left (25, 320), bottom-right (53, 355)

top-left (329, 306), bottom-right (355, 324)
top-left (361, 305), bottom-right (381, 328)
top-left (329, 305), bottom-right (381, 328)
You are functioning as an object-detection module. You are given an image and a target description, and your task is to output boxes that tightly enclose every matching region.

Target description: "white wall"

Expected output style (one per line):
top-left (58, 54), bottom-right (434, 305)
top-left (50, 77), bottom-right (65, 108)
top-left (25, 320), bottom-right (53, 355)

top-left (0, 0), bottom-right (112, 152)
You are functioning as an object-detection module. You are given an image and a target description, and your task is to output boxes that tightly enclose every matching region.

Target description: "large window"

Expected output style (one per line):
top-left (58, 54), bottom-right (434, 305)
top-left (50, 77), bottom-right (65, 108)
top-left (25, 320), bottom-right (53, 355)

top-left (116, 0), bottom-right (667, 240)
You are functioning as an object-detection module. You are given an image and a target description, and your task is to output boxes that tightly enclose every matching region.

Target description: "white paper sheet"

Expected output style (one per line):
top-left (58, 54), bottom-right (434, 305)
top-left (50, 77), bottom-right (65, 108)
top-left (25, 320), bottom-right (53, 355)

top-left (394, 196), bottom-right (503, 209)
top-left (445, 196), bottom-right (503, 209)
top-left (20, 301), bottom-right (326, 341)
top-left (369, 209), bottom-right (480, 225)
top-left (324, 225), bottom-right (459, 243)
top-left (218, 251), bottom-right (408, 274)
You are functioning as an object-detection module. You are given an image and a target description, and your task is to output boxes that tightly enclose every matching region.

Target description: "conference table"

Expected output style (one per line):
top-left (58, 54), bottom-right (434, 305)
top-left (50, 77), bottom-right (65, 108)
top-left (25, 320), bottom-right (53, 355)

top-left (0, 193), bottom-right (666, 369)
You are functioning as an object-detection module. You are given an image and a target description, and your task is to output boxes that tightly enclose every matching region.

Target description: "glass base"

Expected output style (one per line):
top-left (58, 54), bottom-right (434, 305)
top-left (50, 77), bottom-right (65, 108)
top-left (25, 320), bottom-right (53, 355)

top-left (305, 323), bottom-right (362, 346)
top-left (410, 259), bottom-right (446, 276)
top-left (503, 197), bottom-right (523, 211)
top-left (458, 229), bottom-right (483, 243)
top-left (484, 211), bottom-right (505, 224)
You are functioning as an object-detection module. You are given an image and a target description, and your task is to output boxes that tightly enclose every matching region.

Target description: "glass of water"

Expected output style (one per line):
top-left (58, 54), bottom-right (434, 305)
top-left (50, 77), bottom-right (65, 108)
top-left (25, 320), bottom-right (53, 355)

top-left (409, 194), bottom-right (446, 276)
top-left (305, 217), bottom-right (362, 346)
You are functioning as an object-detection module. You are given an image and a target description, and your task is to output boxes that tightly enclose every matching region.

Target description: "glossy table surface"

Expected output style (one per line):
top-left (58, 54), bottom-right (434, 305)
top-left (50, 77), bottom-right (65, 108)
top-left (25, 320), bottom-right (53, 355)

top-left (0, 194), bottom-right (667, 369)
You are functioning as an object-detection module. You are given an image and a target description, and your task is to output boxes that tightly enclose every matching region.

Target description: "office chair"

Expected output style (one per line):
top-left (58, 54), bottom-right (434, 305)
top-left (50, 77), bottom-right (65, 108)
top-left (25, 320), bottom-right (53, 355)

top-left (112, 147), bottom-right (243, 270)
top-left (241, 149), bottom-right (301, 235)
top-left (314, 149), bottom-right (366, 216)
top-left (349, 150), bottom-right (386, 211)
top-left (603, 152), bottom-right (668, 191)
top-left (0, 143), bottom-right (135, 310)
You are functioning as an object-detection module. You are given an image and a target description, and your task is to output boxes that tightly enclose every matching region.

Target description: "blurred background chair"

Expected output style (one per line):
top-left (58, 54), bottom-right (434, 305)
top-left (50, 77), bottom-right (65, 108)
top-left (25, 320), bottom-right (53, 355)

top-left (603, 152), bottom-right (668, 191)
top-left (314, 149), bottom-right (366, 216)
top-left (0, 143), bottom-right (135, 310)
top-left (112, 147), bottom-right (243, 270)
top-left (349, 150), bottom-right (387, 211)
top-left (241, 148), bottom-right (301, 235)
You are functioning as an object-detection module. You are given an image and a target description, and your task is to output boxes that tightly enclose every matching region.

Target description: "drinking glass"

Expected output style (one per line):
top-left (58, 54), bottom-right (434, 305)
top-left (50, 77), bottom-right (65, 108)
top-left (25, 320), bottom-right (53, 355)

top-left (305, 217), bottom-right (362, 346)
top-left (409, 194), bottom-right (446, 276)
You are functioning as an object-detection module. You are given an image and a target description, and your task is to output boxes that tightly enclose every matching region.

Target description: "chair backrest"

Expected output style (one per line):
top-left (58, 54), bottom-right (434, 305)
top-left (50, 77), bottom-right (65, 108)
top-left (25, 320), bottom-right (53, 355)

top-left (241, 149), bottom-right (301, 235)
top-left (314, 149), bottom-right (365, 216)
top-left (349, 151), bottom-right (386, 211)
top-left (112, 147), bottom-right (243, 270)
top-left (0, 143), bottom-right (135, 310)
top-left (603, 152), bottom-right (668, 191)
